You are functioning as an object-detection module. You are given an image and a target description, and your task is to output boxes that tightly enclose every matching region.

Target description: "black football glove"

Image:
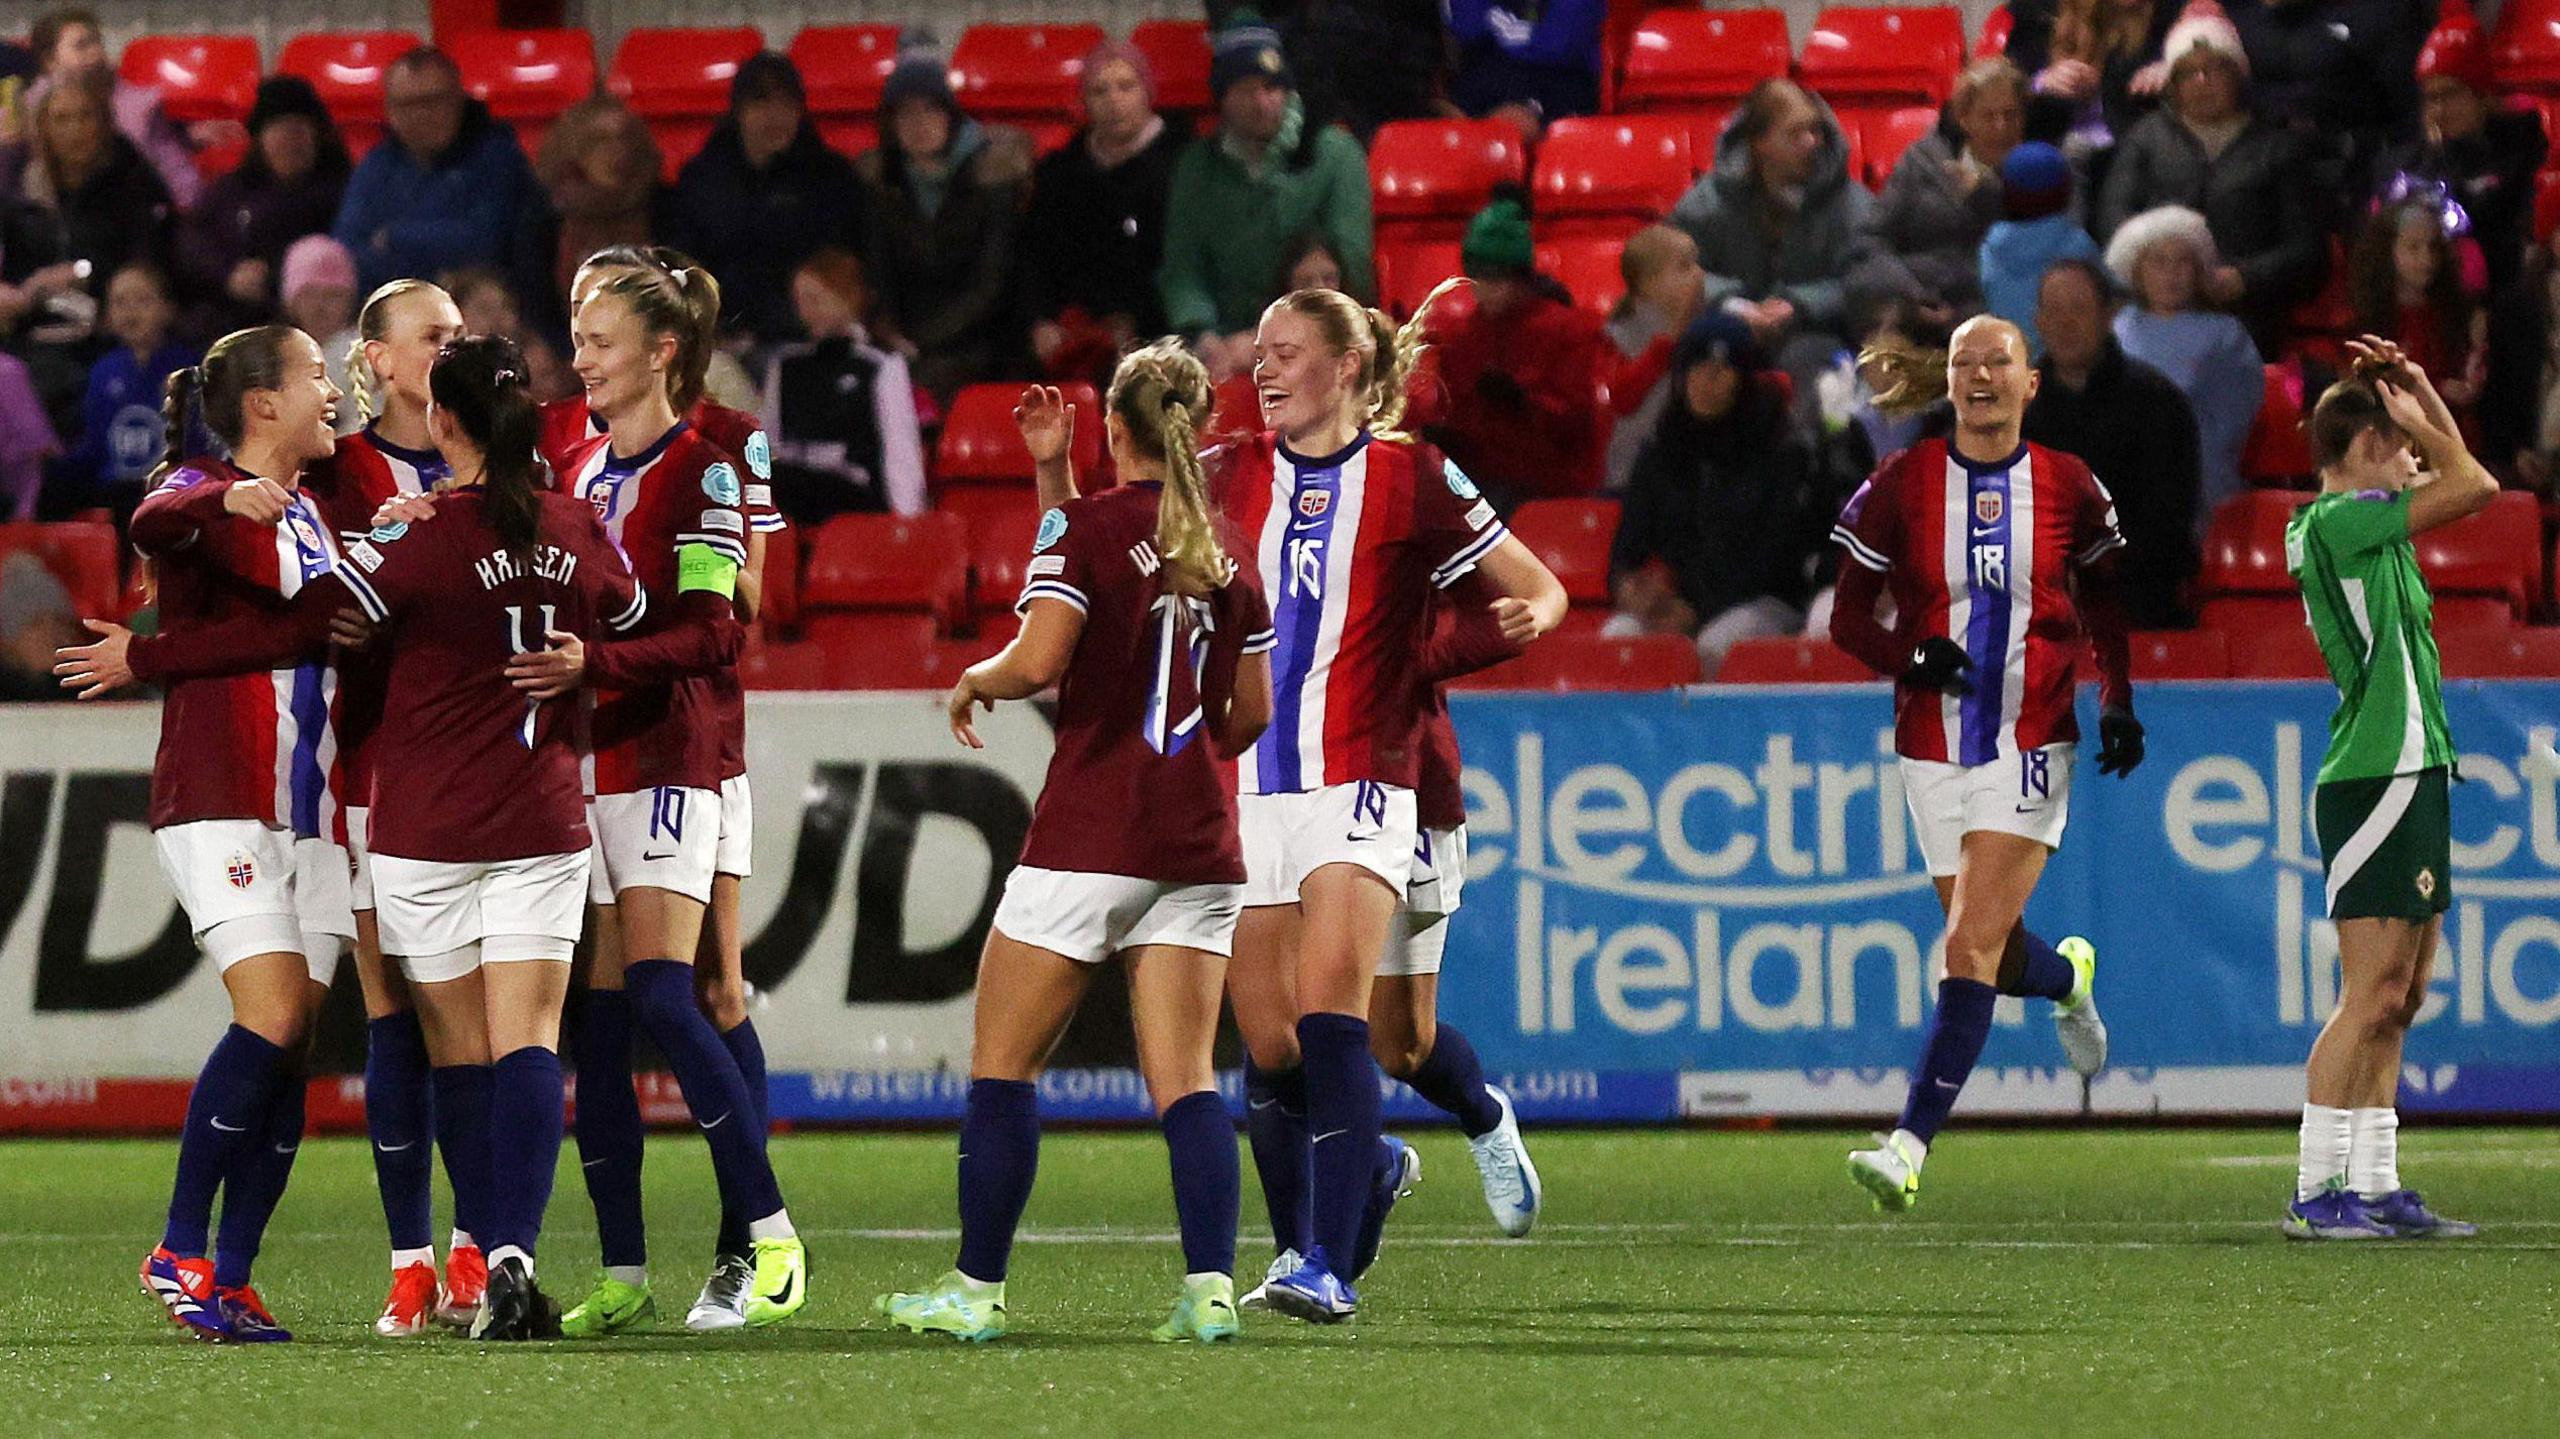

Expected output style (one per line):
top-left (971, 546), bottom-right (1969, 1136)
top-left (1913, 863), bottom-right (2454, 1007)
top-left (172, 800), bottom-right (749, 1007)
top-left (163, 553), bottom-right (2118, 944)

top-left (2097, 705), bottom-right (2146, 777)
top-left (1903, 636), bottom-right (1972, 695)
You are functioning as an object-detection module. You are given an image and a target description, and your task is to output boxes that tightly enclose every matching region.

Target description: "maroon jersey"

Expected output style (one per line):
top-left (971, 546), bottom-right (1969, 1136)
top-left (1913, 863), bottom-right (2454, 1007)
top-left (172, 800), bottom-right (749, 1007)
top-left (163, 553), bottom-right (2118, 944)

top-left (1012, 483), bottom-right (1276, 885)
top-left (128, 460), bottom-right (347, 834)
top-left (541, 395), bottom-right (780, 782)
top-left (1416, 700), bottom-right (1465, 831)
top-left (306, 427), bottom-right (452, 817)
top-left (558, 420), bottom-right (748, 795)
top-left (334, 491), bottom-right (646, 862)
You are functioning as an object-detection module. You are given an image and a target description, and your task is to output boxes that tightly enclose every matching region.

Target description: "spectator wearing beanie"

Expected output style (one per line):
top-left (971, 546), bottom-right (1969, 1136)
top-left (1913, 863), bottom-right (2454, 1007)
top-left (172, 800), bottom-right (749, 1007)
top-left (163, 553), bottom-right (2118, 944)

top-left (1605, 310), bottom-right (1823, 678)
top-left (854, 39), bottom-right (1034, 402)
top-left (666, 51), bottom-right (864, 346)
top-left (2095, 8), bottom-right (2324, 354)
top-left (2106, 204), bottom-right (2261, 532)
top-left (1159, 12), bottom-right (1374, 380)
top-left (1409, 196), bottom-right (1609, 505)
top-left (1448, 0), bottom-right (1607, 133)
top-left (179, 75), bottom-right (350, 335)
top-left (1979, 141), bottom-right (2101, 353)
top-left (2373, 13), bottom-right (2546, 295)
top-left (1228, 0), bottom-right (1446, 145)
top-left (1023, 40), bottom-right (1189, 387)
top-left (1858, 58), bottom-right (2030, 319)
top-left (2024, 257), bottom-right (2203, 627)
top-left (279, 233), bottom-right (361, 431)
top-left (1669, 80), bottom-right (1876, 411)
top-left (333, 47), bottom-right (548, 318)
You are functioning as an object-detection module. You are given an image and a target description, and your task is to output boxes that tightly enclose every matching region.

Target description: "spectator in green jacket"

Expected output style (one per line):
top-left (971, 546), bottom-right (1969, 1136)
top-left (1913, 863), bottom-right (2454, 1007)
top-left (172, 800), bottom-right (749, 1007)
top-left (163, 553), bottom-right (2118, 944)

top-left (1157, 14), bottom-right (1374, 380)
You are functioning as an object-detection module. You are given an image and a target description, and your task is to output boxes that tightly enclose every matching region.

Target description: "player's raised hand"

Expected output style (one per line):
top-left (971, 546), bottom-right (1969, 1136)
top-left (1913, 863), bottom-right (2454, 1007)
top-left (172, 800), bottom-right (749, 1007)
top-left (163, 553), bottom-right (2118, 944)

top-left (1490, 596), bottom-right (1542, 645)
top-left (222, 477), bottom-right (291, 525)
top-left (53, 618), bottom-right (136, 699)
top-left (371, 492), bottom-right (439, 529)
top-left (1014, 385), bottom-right (1074, 467)
top-left (946, 672), bottom-right (994, 749)
top-left (506, 629), bottom-right (586, 700)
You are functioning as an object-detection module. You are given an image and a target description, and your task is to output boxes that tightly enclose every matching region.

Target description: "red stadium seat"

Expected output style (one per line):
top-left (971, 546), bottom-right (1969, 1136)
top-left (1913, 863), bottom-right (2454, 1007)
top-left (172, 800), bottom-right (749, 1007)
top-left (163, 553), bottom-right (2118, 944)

top-left (802, 512), bottom-right (968, 626)
top-left (1130, 19), bottom-right (1212, 114)
top-left (1508, 498), bottom-right (1619, 607)
top-left (1618, 8), bottom-right (1792, 112)
top-left (962, 494), bottom-right (1044, 617)
top-left (2123, 628), bottom-right (2230, 681)
top-left (0, 521), bottom-right (122, 622)
top-left (755, 522), bottom-right (798, 635)
top-left (951, 23), bottom-right (1106, 124)
top-left (2438, 626), bottom-right (2560, 677)
top-left (1369, 119), bottom-right (1529, 242)
top-left (1208, 374), bottom-right (1263, 443)
top-left (1531, 116), bottom-right (1694, 238)
top-left (1798, 6), bottom-right (1968, 107)
top-left (449, 28), bottom-right (597, 123)
top-left (736, 637), bottom-right (831, 690)
top-left (278, 30), bottom-right (420, 159)
top-left (2240, 363), bottom-right (2314, 486)
top-left (939, 483), bottom-right (1037, 546)
top-left (1375, 239), bottom-right (1470, 321)
top-left (607, 27), bottom-right (761, 119)
top-left (2493, 0), bottom-right (2560, 93)
top-left (1716, 635), bottom-right (1877, 683)
top-left (1455, 632), bottom-right (1701, 690)
top-left (2197, 593), bottom-right (2305, 634)
top-left (2198, 491), bottom-right (2307, 598)
top-left (792, 25), bottom-right (902, 121)
top-left (2225, 620), bottom-right (2329, 679)
top-left (120, 34), bottom-right (260, 124)
top-left (1861, 104), bottom-right (1942, 188)
top-left (810, 612), bottom-right (943, 686)
top-left (936, 382), bottom-right (1103, 484)
top-left (1537, 234), bottom-right (1629, 319)
top-left (2415, 491), bottom-right (2543, 617)
top-left (2430, 594), bottom-right (2519, 631)
top-left (1977, 4), bottom-right (2016, 58)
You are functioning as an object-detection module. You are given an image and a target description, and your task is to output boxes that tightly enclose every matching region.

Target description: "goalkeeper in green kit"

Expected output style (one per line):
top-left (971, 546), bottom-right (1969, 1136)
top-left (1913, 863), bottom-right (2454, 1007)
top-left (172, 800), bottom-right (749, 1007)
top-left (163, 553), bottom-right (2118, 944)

top-left (2280, 337), bottom-right (2494, 1242)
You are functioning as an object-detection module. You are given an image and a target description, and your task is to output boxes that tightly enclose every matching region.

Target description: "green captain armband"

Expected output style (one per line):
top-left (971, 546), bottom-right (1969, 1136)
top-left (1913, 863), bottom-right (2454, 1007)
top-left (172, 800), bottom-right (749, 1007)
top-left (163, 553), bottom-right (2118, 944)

top-left (677, 543), bottom-right (739, 599)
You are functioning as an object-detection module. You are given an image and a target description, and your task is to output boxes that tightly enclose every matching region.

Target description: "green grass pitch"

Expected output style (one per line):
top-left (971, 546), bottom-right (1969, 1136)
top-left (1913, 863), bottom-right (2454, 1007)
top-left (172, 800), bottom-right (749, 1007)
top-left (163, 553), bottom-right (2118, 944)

top-left (6, 1126), bottom-right (2557, 1437)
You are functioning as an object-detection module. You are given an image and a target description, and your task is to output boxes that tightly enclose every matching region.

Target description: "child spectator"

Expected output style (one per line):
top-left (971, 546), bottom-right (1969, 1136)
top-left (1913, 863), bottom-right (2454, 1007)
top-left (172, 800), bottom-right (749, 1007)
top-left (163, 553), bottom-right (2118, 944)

top-left (759, 248), bottom-right (928, 523)
top-left (281, 234), bottom-right (360, 431)
top-left (1602, 224), bottom-right (1703, 491)
top-left (2347, 198), bottom-right (2487, 421)
top-left (1978, 141), bottom-right (2102, 354)
top-left (54, 261), bottom-right (192, 517)
top-left (2105, 204), bottom-right (2262, 533)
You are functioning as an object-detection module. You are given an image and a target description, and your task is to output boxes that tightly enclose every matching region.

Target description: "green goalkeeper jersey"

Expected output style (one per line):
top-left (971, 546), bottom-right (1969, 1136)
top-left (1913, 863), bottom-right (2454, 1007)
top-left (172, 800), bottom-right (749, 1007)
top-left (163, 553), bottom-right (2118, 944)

top-left (2284, 488), bottom-right (2456, 785)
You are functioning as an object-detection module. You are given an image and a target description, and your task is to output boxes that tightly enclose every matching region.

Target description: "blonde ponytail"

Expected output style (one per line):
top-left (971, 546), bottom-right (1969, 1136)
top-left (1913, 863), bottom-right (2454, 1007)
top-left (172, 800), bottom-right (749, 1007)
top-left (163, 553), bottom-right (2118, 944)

top-left (1109, 339), bottom-right (1226, 598)
top-left (1860, 333), bottom-right (1951, 420)
top-left (1266, 278), bottom-right (1463, 444)
top-left (349, 278), bottom-right (447, 427)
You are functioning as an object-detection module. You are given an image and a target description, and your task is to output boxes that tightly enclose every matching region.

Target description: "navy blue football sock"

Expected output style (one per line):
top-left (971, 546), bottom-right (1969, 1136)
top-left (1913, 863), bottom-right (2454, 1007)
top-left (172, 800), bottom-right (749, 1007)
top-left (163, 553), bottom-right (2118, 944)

top-left (163, 1025), bottom-right (285, 1256)
top-left (487, 1046), bottom-right (566, 1262)
top-left (2011, 931), bottom-right (2078, 1002)
top-left (572, 988), bottom-right (649, 1268)
top-left (1402, 1022), bottom-right (1504, 1137)
top-left (364, 1012), bottom-right (435, 1253)
top-left (1159, 1089), bottom-right (1238, 1278)
top-left (955, 1078), bottom-right (1040, 1284)
top-left (1298, 1012), bottom-right (1381, 1275)
top-left (626, 960), bottom-right (785, 1226)
top-left (212, 1057), bottom-right (307, 1288)
top-left (1242, 1056), bottom-right (1313, 1258)
top-left (431, 1064), bottom-right (497, 1251)
top-left (1897, 978), bottom-right (1999, 1145)
top-left (713, 1017), bottom-right (769, 1259)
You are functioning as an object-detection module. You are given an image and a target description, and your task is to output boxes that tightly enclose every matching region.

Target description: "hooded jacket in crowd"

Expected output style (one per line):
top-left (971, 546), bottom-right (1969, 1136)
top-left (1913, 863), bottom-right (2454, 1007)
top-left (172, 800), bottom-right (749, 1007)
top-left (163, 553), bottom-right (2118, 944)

top-left (1668, 98), bottom-right (1875, 342)
top-left (332, 97), bottom-right (547, 307)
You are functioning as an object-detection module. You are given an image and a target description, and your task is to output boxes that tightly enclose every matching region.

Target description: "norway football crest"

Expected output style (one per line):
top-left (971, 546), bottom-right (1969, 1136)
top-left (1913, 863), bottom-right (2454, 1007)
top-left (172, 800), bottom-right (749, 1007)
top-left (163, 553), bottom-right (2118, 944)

top-left (1297, 488), bottom-right (1331, 519)
top-left (1975, 489), bottom-right (2005, 525)
top-left (224, 853), bottom-right (256, 890)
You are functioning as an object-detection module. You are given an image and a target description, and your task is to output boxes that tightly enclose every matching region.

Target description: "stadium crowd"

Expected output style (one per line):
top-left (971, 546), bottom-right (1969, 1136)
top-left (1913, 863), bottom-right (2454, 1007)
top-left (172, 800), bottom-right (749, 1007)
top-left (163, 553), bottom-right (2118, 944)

top-left (0, 0), bottom-right (2551, 699)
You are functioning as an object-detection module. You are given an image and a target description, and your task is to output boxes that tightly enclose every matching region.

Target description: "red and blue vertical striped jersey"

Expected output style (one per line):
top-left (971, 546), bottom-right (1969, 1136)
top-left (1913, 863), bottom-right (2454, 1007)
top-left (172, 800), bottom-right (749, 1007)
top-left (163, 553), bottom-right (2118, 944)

top-left (309, 426), bottom-right (452, 818)
top-left (1212, 431), bottom-right (1510, 795)
top-left (1829, 439), bottom-right (2126, 765)
top-left (557, 421), bottom-right (748, 796)
top-left (129, 460), bottom-right (351, 836)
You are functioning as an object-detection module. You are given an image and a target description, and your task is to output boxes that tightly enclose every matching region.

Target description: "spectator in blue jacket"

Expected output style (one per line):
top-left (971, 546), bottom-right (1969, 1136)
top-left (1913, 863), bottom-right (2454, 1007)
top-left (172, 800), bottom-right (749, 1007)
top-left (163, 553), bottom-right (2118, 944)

top-left (331, 48), bottom-right (548, 309)
top-left (1448, 0), bottom-right (1606, 133)
top-left (51, 260), bottom-right (192, 516)
top-left (1978, 141), bottom-right (2101, 354)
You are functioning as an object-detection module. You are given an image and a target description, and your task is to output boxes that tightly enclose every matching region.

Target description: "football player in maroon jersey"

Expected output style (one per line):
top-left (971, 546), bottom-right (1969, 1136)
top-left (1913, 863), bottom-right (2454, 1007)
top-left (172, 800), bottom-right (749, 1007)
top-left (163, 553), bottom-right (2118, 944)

top-left (877, 342), bottom-right (1273, 1344)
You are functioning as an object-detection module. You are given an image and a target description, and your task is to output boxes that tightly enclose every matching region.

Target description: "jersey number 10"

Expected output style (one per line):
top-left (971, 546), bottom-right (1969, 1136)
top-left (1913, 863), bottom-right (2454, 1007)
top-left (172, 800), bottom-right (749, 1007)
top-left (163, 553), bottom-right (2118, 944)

top-left (1143, 593), bottom-right (1214, 756)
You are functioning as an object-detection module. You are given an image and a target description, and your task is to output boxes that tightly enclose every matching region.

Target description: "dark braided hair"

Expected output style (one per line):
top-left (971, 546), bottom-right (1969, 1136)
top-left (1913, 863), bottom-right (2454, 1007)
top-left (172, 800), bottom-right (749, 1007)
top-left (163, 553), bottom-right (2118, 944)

top-left (428, 335), bottom-right (546, 560)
